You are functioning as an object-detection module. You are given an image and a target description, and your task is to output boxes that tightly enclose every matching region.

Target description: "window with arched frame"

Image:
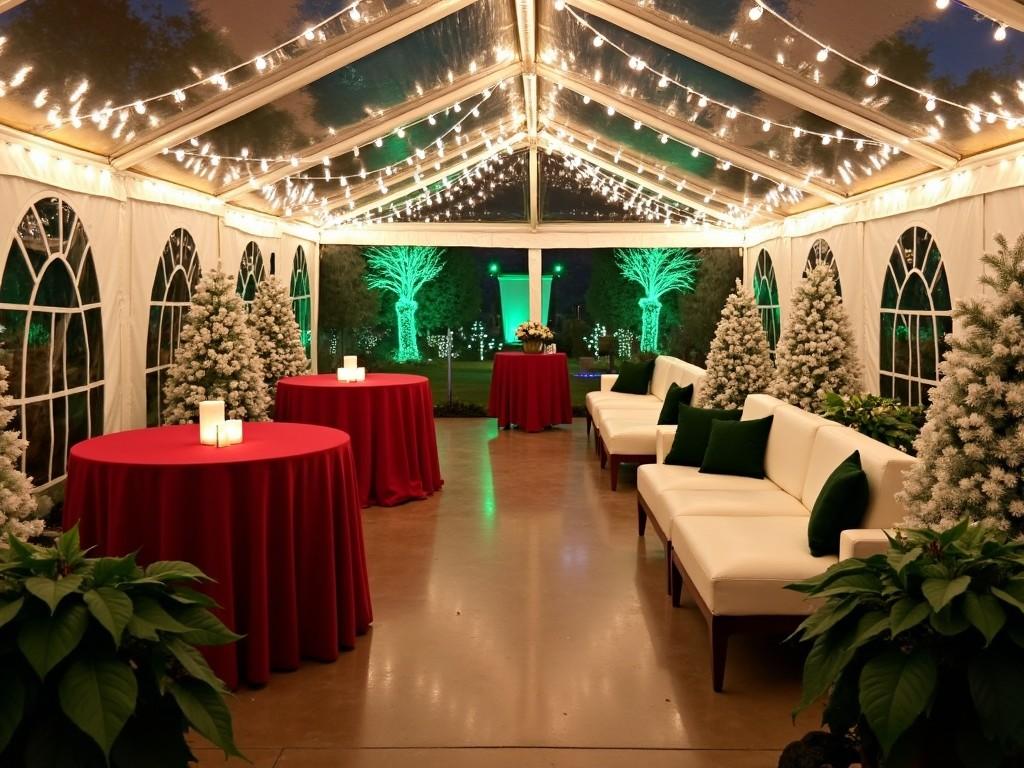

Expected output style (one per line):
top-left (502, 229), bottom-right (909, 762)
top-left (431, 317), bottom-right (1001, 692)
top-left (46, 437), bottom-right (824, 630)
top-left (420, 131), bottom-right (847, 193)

top-left (146, 229), bottom-right (201, 426)
top-left (753, 248), bottom-right (781, 354)
top-left (0, 196), bottom-right (104, 487)
top-left (236, 241), bottom-right (265, 312)
top-left (290, 246), bottom-right (312, 359)
top-left (880, 226), bottom-right (953, 407)
top-left (804, 238), bottom-right (842, 298)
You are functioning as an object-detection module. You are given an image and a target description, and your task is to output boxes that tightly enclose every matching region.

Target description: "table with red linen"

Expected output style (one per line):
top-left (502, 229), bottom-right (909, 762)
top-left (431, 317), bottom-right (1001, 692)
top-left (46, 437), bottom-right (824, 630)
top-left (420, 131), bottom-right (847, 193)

top-left (63, 422), bottom-right (372, 690)
top-left (275, 373), bottom-right (443, 508)
top-left (487, 351), bottom-right (573, 432)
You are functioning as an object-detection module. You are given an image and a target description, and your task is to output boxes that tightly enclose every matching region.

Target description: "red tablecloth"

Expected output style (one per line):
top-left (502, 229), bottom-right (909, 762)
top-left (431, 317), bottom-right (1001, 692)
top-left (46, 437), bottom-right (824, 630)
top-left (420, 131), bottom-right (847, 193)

top-left (63, 423), bottom-right (372, 690)
top-left (275, 373), bottom-right (443, 508)
top-left (487, 352), bottom-right (573, 432)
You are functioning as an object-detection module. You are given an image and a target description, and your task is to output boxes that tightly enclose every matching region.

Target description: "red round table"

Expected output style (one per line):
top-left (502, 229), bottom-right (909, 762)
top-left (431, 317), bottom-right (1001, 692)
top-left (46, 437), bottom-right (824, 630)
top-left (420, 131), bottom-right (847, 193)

top-left (63, 422), bottom-right (372, 690)
top-left (488, 352), bottom-right (573, 432)
top-left (275, 373), bottom-right (443, 508)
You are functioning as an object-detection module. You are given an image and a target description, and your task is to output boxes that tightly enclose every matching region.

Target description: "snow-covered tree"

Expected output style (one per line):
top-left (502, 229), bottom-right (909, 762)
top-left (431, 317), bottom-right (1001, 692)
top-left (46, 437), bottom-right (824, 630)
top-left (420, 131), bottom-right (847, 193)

top-left (250, 276), bottom-right (309, 400)
top-left (163, 268), bottom-right (270, 424)
top-left (900, 233), bottom-right (1024, 535)
top-left (769, 263), bottom-right (860, 410)
top-left (700, 280), bottom-right (775, 410)
top-left (0, 365), bottom-right (43, 546)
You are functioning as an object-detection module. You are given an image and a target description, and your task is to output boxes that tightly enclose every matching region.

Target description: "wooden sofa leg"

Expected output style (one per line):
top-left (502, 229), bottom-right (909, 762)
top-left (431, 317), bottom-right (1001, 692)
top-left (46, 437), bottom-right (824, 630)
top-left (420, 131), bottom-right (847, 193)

top-left (594, 430), bottom-right (602, 458)
top-left (609, 457), bottom-right (620, 491)
top-left (586, 412), bottom-right (592, 437)
top-left (637, 500), bottom-right (647, 536)
top-left (710, 617), bottom-right (729, 693)
top-left (670, 556), bottom-right (683, 607)
top-left (599, 440), bottom-right (607, 469)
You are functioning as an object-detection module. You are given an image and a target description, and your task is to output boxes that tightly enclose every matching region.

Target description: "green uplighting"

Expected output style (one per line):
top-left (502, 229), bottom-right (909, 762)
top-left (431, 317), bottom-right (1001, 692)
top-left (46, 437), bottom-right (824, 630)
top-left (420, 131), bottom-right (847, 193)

top-left (488, 262), bottom-right (500, 275)
top-left (615, 248), bottom-right (700, 353)
top-left (553, 263), bottom-right (564, 275)
top-left (496, 274), bottom-right (553, 343)
top-left (365, 245), bottom-right (444, 362)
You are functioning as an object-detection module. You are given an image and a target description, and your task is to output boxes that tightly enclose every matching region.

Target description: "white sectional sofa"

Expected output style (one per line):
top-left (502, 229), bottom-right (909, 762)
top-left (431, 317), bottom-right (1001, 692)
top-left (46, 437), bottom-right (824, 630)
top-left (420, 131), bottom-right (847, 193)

top-left (584, 355), bottom-right (707, 491)
top-left (636, 393), bottom-right (915, 691)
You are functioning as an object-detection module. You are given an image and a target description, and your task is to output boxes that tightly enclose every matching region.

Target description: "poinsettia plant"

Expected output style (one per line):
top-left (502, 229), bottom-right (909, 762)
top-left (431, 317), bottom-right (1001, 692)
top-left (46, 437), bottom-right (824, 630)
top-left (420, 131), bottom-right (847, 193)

top-left (788, 520), bottom-right (1024, 768)
top-left (0, 526), bottom-right (244, 767)
top-left (514, 321), bottom-right (554, 343)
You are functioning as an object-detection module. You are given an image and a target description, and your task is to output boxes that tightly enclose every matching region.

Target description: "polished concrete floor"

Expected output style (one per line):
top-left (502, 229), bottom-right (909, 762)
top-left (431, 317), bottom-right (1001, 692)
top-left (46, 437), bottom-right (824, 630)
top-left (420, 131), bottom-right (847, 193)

top-left (197, 419), bottom-right (817, 767)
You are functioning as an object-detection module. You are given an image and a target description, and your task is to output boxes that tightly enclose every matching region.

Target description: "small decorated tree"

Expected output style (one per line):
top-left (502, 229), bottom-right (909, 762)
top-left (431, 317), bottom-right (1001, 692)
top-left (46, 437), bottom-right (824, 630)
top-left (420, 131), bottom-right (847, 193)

top-left (364, 245), bottom-right (445, 362)
top-left (900, 233), bottom-right (1024, 534)
top-left (250, 276), bottom-right (309, 399)
top-left (701, 280), bottom-right (775, 409)
top-left (769, 263), bottom-right (860, 410)
top-left (614, 247), bottom-right (700, 353)
top-left (163, 268), bottom-right (270, 423)
top-left (0, 365), bottom-right (43, 546)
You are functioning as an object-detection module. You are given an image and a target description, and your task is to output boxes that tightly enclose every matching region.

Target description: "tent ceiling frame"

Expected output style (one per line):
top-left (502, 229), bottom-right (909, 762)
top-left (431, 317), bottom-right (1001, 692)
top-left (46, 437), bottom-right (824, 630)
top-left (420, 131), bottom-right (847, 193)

top-left (538, 63), bottom-right (846, 205)
top-left (563, 0), bottom-right (959, 171)
top-left (217, 62), bottom-right (520, 202)
top-left (111, 0), bottom-right (482, 170)
top-left (514, 0), bottom-right (540, 228)
top-left (960, 0), bottom-right (1024, 31)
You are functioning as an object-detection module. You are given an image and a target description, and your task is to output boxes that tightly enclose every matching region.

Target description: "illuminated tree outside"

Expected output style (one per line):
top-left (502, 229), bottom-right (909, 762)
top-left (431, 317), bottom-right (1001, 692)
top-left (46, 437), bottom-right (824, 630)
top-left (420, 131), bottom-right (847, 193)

top-left (614, 248), bottom-right (700, 353)
top-left (364, 246), bottom-right (445, 362)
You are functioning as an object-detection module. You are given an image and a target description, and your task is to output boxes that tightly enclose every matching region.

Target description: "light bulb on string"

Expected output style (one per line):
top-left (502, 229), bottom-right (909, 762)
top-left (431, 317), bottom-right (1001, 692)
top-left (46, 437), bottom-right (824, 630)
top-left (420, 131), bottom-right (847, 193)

top-left (994, 25), bottom-right (1007, 42)
top-left (748, 3), bottom-right (764, 20)
top-left (816, 47), bottom-right (829, 62)
top-left (865, 70), bottom-right (880, 87)
top-left (593, 35), bottom-right (603, 47)
top-left (935, 0), bottom-right (949, 8)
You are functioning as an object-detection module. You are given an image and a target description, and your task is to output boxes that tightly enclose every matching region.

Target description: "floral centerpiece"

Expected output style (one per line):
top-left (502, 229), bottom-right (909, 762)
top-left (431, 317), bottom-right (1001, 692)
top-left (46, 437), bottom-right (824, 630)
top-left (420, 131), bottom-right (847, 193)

top-left (515, 321), bottom-right (554, 353)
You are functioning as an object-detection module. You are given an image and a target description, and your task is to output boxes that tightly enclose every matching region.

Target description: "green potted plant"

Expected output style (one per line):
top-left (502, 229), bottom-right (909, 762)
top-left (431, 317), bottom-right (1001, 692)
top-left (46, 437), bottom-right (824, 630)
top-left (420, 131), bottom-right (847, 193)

top-left (818, 391), bottom-right (925, 454)
top-left (0, 526), bottom-right (244, 767)
top-left (788, 519), bottom-right (1024, 767)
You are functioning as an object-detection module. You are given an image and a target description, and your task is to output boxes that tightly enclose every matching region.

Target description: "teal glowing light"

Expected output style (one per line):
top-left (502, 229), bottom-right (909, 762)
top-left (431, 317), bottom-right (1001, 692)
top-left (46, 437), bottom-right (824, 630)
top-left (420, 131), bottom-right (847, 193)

top-left (553, 263), bottom-right (564, 275)
top-left (496, 274), bottom-right (552, 343)
top-left (365, 245), bottom-right (445, 362)
top-left (614, 248), bottom-right (699, 353)
top-left (488, 262), bottom-right (500, 275)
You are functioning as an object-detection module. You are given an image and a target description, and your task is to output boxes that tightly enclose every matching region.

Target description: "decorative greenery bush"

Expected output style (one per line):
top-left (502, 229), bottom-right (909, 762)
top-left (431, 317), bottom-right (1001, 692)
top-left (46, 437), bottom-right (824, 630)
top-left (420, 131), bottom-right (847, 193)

top-left (789, 520), bottom-right (1024, 767)
top-left (819, 392), bottom-right (925, 454)
top-left (0, 527), bottom-right (243, 767)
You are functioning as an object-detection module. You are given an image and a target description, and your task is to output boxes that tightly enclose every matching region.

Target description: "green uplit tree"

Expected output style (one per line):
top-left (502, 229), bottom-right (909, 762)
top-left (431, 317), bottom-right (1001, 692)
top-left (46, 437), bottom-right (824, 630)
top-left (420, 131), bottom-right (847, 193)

top-left (364, 246), bottom-right (445, 362)
top-left (614, 248), bottom-right (700, 353)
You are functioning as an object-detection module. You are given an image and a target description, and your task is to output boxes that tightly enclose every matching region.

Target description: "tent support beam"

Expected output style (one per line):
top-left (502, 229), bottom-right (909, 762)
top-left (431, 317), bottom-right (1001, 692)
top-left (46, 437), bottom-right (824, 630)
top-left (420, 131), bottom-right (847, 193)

top-left (218, 63), bottom-right (518, 202)
top-left (563, 0), bottom-right (958, 171)
top-left (538, 64), bottom-right (846, 205)
top-left (960, 0), bottom-right (1024, 31)
top-left (111, 0), bottom-right (482, 170)
top-left (514, 0), bottom-right (539, 227)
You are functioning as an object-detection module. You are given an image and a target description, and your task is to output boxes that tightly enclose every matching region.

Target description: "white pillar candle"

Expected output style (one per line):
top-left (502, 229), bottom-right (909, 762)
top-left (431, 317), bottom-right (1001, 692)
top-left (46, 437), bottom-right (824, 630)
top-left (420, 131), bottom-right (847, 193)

top-left (199, 400), bottom-right (225, 446)
top-left (224, 419), bottom-right (243, 445)
top-left (337, 367), bottom-right (354, 382)
top-left (355, 367), bottom-right (366, 382)
top-left (215, 423), bottom-right (229, 448)
top-left (343, 355), bottom-right (357, 369)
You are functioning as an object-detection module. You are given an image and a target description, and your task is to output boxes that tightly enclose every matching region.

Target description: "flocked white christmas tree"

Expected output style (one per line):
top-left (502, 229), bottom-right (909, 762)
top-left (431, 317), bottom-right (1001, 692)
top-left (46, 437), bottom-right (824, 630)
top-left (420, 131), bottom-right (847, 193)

top-left (900, 233), bottom-right (1024, 535)
top-left (700, 279), bottom-right (775, 409)
top-left (250, 276), bottom-right (309, 400)
top-left (0, 364), bottom-right (43, 546)
top-left (163, 268), bottom-right (270, 424)
top-left (769, 263), bottom-right (861, 410)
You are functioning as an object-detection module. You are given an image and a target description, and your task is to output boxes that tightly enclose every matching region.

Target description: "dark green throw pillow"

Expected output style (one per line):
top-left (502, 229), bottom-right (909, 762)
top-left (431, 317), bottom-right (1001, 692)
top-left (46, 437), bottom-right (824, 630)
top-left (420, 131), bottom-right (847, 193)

top-left (664, 404), bottom-right (741, 467)
top-left (611, 359), bottom-right (655, 395)
top-left (699, 415), bottom-right (774, 478)
top-left (657, 383), bottom-right (694, 425)
top-left (807, 451), bottom-right (870, 557)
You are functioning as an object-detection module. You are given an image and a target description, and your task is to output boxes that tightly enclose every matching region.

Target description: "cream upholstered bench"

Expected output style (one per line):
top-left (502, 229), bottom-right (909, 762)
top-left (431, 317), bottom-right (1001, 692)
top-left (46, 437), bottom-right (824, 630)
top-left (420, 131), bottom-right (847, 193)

top-left (636, 393), bottom-right (915, 691)
top-left (586, 356), bottom-right (706, 490)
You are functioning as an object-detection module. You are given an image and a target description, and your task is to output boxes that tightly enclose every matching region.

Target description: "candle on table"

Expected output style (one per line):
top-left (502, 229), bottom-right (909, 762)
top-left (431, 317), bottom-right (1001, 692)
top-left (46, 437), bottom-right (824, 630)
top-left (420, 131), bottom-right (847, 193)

top-left (355, 367), bottom-right (366, 382)
top-left (199, 400), bottom-right (225, 446)
top-left (343, 355), bottom-right (357, 369)
top-left (215, 423), bottom-right (229, 448)
top-left (224, 419), bottom-right (243, 445)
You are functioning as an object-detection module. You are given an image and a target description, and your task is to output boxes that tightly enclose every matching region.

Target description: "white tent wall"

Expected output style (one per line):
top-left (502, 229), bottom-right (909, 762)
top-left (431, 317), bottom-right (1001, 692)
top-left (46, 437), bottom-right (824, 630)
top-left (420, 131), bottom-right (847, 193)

top-left (279, 232), bottom-right (319, 368)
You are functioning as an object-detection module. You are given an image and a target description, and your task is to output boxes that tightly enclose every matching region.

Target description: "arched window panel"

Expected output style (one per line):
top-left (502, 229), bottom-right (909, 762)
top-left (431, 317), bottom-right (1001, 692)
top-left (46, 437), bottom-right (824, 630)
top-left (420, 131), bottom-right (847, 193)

top-left (804, 238), bottom-right (842, 298)
top-left (290, 246), bottom-right (312, 359)
top-left (0, 197), bottom-right (104, 487)
top-left (236, 241), bottom-right (266, 312)
top-left (879, 226), bottom-right (953, 407)
top-left (146, 229), bottom-right (201, 426)
top-left (753, 248), bottom-right (781, 354)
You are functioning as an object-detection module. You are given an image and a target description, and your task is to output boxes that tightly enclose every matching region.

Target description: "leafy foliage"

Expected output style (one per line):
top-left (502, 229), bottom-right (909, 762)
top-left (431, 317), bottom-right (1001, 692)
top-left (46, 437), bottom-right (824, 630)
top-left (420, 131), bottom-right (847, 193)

top-left (416, 249), bottom-right (483, 334)
top-left (613, 248), bottom-right (700, 353)
top-left (317, 245), bottom-right (380, 371)
top-left (790, 521), bottom-right (1024, 767)
top-left (819, 392), bottom-right (925, 454)
top-left (364, 246), bottom-right (445, 362)
top-left (0, 528), bottom-right (243, 767)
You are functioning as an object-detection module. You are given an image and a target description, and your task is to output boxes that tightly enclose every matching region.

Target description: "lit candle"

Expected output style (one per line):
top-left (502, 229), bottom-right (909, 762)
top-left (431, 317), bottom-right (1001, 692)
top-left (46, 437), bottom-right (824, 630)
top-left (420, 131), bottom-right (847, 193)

top-left (215, 423), bottom-right (229, 448)
top-left (199, 400), bottom-right (225, 446)
top-left (343, 355), bottom-right (357, 369)
top-left (337, 367), bottom-right (353, 382)
top-left (224, 419), bottom-right (243, 445)
top-left (355, 367), bottom-right (366, 382)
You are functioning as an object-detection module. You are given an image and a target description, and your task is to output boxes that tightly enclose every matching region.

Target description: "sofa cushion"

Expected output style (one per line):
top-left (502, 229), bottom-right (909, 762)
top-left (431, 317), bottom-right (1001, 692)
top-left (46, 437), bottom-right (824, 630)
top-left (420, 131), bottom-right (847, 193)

top-left (595, 404), bottom-right (662, 436)
top-left (802, 425), bottom-right (916, 530)
top-left (760, 404), bottom-right (831, 498)
top-left (650, 356), bottom-right (679, 400)
top-left (807, 451), bottom-right (869, 556)
top-left (671, 516), bottom-right (836, 616)
top-left (586, 391), bottom-right (661, 416)
top-left (665, 405), bottom-right (741, 467)
top-left (657, 383), bottom-right (694, 425)
top-left (700, 415), bottom-right (774, 478)
top-left (601, 422), bottom-right (659, 457)
top-left (612, 359), bottom-right (654, 394)
top-left (646, 486), bottom-right (807, 541)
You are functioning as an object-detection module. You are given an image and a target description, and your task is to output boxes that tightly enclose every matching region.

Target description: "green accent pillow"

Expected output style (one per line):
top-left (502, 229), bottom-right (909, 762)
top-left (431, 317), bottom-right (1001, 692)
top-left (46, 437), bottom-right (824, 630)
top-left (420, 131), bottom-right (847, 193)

top-left (807, 451), bottom-right (870, 557)
top-left (611, 359), bottom-right (655, 395)
top-left (699, 415), bottom-right (774, 478)
top-left (657, 383), bottom-right (695, 425)
top-left (664, 404), bottom-right (742, 467)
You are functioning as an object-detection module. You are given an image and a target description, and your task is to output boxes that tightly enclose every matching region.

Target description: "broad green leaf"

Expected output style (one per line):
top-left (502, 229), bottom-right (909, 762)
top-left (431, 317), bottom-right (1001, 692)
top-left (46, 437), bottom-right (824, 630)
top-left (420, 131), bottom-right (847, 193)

top-left (58, 658), bottom-right (138, 757)
top-left (921, 575), bottom-right (971, 612)
top-left (791, 597), bottom-right (859, 642)
top-left (165, 587), bottom-right (217, 609)
top-left (968, 649), bottom-right (1024, 740)
top-left (89, 555), bottom-right (140, 587)
top-left (171, 605), bottom-right (242, 646)
top-left (164, 636), bottom-right (226, 692)
top-left (0, 596), bottom-right (24, 631)
top-left (55, 526), bottom-right (82, 566)
top-left (992, 581), bottom-right (1024, 615)
top-left (125, 614), bottom-right (160, 642)
top-left (929, 604), bottom-right (971, 636)
top-left (787, 558), bottom-right (870, 594)
top-left (0, 672), bottom-right (25, 752)
top-left (1007, 623), bottom-right (1024, 649)
top-left (890, 597), bottom-right (932, 637)
top-left (17, 603), bottom-right (89, 679)
top-left (938, 517), bottom-right (970, 545)
top-left (796, 622), bottom-right (858, 713)
top-left (84, 588), bottom-right (134, 647)
top-left (24, 574), bottom-right (84, 614)
top-left (133, 596), bottom-right (190, 634)
top-left (859, 648), bottom-right (937, 755)
top-left (814, 572), bottom-right (884, 599)
top-left (887, 547), bottom-right (922, 575)
top-left (964, 592), bottom-right (1006, 646)
top-left (145, 561), bottom-right (209, 583)
top-left (169, 679), bottom-right (243, 758)
top-left (851, 610), bottom-right (889, 650)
